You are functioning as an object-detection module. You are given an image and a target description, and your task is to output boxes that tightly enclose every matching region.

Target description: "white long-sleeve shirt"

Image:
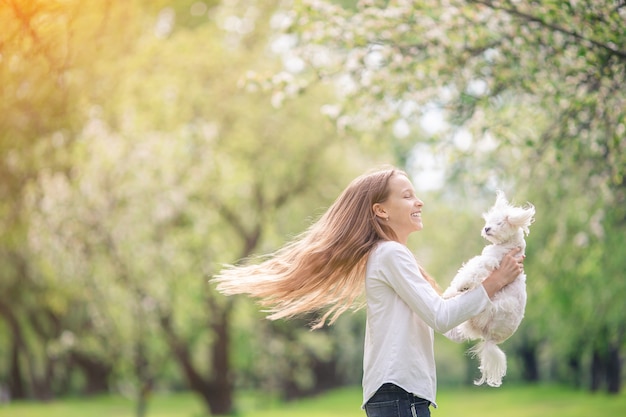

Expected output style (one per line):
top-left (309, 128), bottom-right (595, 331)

top-left (362, 240), bottom-right (491, 408)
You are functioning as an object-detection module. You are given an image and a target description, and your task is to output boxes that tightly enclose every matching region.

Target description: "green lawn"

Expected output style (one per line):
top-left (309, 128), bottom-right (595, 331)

top-left (0, 384), bottom-right (624, 417)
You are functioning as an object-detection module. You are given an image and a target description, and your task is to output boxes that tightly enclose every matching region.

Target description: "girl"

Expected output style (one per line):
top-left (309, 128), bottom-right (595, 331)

top-left (214, 167), bottom-right (523, 417)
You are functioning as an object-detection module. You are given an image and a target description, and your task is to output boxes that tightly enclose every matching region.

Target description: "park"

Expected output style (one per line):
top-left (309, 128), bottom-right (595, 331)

top-left (1, 0), bottom-right (624, 416)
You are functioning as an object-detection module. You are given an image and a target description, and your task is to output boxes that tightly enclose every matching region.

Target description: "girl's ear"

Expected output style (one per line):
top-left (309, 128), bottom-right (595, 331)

top-left (372, 203), bottom-right (387, 220)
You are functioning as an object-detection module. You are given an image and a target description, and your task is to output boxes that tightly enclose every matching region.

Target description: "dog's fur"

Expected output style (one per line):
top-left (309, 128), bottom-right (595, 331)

top-left (443, 191), bottom-right (535, 387)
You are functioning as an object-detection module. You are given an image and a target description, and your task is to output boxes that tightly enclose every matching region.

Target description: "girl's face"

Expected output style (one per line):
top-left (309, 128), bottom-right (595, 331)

top-left (373, 173), bottom-right (424, 244)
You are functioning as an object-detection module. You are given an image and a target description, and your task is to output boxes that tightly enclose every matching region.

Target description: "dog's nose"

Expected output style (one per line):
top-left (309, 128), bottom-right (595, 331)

top-left (484, 227), bottom-right (491, 233)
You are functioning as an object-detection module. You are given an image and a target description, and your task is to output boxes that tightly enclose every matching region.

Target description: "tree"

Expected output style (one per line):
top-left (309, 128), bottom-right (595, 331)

top-left (21, 1), bottom-right (385, 415)
top-left (280, 0), bottom-right (625, 392)
top-left (0, 0), bottom-right (150, 399)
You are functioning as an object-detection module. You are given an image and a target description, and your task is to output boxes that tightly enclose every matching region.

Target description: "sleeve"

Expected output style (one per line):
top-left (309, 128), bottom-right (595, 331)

top-left (379, 242), bottom-right (491, 334)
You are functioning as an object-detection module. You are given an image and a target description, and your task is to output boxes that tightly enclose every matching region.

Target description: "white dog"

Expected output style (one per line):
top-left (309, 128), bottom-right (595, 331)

top-left (443, 191), bottom-right (535, 387)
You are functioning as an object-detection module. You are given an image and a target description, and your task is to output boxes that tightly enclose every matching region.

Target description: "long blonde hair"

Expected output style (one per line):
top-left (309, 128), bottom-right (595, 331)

top-left (214, 167), bottom-right (438, 328)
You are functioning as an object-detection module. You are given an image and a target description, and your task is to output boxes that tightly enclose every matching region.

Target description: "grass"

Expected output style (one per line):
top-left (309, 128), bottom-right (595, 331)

top-left (434, 384), bottom-right (626, 417)
top-left (0, 392), bottom-right (207, 417)
top-left (0, 384), bottom-right (624, 417)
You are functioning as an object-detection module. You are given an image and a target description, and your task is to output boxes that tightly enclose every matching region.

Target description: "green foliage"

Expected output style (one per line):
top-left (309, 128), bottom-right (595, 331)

top-left (2, 0), bottom-right (390, 412)
top-left (282, 0), bottom-right (626, 196)
top-left (280, 0), bottom-right (626, 392)
top-left (2, 0), bottom-right (625, 410)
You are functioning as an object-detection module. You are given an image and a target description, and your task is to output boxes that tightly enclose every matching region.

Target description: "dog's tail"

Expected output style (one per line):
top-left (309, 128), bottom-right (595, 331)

top-left (470, 340), bottom-right (507, 387)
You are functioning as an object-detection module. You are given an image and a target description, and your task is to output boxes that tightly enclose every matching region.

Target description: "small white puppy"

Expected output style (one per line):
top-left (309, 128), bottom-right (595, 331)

top-left (443, 191), bottom-right (535, 387)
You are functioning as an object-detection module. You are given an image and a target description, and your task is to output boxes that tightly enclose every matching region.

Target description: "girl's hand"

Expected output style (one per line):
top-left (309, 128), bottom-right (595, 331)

top-left (482, 248), bottom-right (524, 298)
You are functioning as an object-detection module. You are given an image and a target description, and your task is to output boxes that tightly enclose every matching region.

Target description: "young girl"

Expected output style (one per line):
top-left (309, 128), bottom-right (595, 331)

top-left (214, 167), bottom-right (524, 417)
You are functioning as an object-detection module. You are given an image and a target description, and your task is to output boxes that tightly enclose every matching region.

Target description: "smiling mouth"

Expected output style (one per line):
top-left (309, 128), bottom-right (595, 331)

top-left (411, 212), bottom-right (421, 218)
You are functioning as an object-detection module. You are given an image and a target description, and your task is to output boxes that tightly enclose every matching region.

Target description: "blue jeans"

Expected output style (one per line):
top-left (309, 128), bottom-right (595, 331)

top-left (365, 383), bottom-right (431, 417)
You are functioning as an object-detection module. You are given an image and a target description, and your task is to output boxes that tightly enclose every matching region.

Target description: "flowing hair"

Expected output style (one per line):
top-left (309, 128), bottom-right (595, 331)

top-left (214, 167), bottom-right (439, 328)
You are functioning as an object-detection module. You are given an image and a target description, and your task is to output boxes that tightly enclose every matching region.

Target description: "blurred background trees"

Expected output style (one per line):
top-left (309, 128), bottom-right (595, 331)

top-left (0, 0), bottom-right (624, 415)
top-left (1, 0), bottom-right (379, 414)
top-left (279, 0), bottom-right (625, 394)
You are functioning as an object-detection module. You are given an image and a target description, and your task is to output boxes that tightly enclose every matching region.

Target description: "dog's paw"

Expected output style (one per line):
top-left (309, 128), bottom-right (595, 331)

top-left (442, 287), bottom-right (458, 299)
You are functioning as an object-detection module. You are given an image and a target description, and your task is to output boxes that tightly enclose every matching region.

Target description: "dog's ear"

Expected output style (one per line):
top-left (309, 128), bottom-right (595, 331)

top-left (507, 204), bottom-right (536, 235)
top-left (495, 190), bottom-right (509, 208)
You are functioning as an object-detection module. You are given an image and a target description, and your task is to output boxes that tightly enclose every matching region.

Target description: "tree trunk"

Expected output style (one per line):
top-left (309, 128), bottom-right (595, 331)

top-left (590, 348), bottom-right (605, 392)
top-left (29, 359), bottom-right (54, 401)
top-left (0, 301), bottom-right (27, 399)
top-left (134, 338), bottom-right (153, 417)
top-left (206, 306), bottom-right (234, 414)
top-left (517, 342), bottom-right (540, 382)
top-left (7, 335), bottom-right (26, 399)
top-left (70, 351), bottom-right (112, 394)
top-left (159, 304), bottom-right (234, 416)
top-left (567, 353), bottom-right (583, 388)
top-left (606, 343), bottom-right (621, 394)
